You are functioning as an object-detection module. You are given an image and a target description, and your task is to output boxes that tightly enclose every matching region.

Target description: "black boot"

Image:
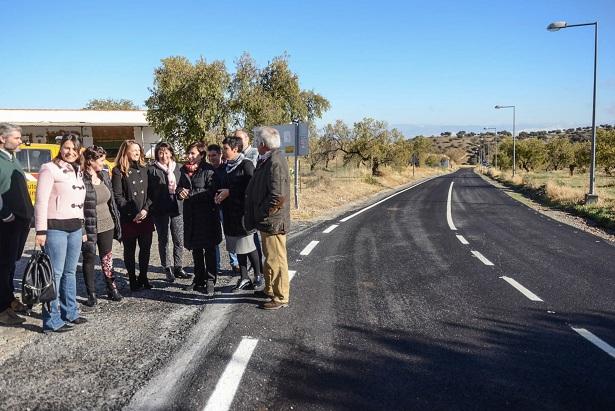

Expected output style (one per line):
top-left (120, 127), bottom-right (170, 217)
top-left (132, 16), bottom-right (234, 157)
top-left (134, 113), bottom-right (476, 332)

top-left (139, 273), bottom-right (153, 289)
top-left (105, 278), bottom-right (123, 301)
top-left (85, 293), bottom-right (97, 307)
top-left (128, 272), bottom-right (142, 292)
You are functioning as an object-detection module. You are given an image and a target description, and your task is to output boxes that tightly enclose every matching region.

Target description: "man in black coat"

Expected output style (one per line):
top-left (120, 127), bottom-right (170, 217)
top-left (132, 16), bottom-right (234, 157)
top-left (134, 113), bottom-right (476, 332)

top-left (244, 127), bottom-right (291, 310)
top-left (0, 123), bottom-right (34, 325)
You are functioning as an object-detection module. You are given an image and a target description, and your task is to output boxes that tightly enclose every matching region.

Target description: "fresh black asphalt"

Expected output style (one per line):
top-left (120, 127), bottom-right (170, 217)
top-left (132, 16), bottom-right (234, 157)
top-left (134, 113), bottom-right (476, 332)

top-left (160, 168), bottom-right (615, 410)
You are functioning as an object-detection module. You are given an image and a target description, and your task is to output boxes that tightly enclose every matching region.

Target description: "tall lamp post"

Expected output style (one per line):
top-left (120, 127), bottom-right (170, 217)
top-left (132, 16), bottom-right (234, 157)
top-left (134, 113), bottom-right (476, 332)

top-left (484, 127), bottom-right (497, 169)
top-left (495, 105), bottom-right (516, 176)
top-left (547, 20), bottom-right (599, 204)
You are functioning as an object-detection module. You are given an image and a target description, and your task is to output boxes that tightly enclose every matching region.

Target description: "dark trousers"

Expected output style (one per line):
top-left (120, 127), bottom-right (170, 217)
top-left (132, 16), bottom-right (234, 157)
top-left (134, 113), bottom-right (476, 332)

top-left (123, 232), bottom-right (153, 277)
top-left (0, 217), bottom-right (30, 311)
top-left (192, 247), bottom-right (217, 286)
top-left (238, 250), bottom-right (262, 281)
top-left (82, 229), bottom-right (114, 295)
top-left (153, 213), bottom-right (184, 269)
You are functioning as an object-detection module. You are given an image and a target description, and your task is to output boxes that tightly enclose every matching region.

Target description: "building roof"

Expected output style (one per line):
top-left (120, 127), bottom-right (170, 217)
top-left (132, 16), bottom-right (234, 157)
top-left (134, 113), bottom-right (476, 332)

top-left (0, 109), bottom-right (150, 127)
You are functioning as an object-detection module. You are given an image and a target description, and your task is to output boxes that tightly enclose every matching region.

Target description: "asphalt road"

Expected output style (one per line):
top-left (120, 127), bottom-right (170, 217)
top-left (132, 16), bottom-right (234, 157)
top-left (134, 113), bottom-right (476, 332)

top-left (131, 168), bottom-right (615, 411)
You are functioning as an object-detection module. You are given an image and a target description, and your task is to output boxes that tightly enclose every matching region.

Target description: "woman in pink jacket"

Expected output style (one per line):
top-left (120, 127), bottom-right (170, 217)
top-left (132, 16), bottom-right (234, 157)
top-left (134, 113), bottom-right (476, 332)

top-left (34, 134), bottom-right (88, 333)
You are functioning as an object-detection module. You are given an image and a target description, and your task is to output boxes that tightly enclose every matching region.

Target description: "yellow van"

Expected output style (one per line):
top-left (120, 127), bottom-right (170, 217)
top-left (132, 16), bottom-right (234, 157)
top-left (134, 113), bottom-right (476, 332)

top-left (16, 143), bottom-right (115, 204)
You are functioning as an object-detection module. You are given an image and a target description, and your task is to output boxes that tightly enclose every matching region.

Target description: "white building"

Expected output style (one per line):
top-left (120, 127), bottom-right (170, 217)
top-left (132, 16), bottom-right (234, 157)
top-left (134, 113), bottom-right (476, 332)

top-left (0, 109), bottom-right (162, 157)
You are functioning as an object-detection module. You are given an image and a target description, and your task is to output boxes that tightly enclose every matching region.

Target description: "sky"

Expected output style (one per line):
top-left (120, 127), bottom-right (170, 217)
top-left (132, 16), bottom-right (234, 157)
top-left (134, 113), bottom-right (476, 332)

top-left (1, 0), bottom-right (614, 137)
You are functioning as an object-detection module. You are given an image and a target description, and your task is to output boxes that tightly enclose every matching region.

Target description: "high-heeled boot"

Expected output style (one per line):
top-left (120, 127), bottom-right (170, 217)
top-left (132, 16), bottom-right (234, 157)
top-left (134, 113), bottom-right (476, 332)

top-left (128, 271), bottom-right (142, 292)
top-left (139, 273), bottom-right (152, 289)
top-left (105, 278), bottom-right (123, 301)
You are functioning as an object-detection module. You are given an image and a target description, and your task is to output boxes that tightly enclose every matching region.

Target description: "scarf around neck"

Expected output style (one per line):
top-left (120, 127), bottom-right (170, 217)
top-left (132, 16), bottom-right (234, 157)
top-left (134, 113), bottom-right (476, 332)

top-left (225, 153), bottom-right (245, 174)
top-left (156, 160), bottom-right (177, 194)
top-left (183, 161), bottom-right (200, 178)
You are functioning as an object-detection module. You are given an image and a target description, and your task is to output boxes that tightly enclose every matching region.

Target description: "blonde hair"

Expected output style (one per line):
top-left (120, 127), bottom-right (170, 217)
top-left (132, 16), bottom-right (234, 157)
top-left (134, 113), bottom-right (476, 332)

top-left (115, 140), bottom-right (145, 175)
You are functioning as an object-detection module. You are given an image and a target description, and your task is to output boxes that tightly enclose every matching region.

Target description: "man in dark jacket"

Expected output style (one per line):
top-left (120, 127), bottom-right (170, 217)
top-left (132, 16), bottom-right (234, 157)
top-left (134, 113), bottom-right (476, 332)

top-left (0, 123), bottom-right (34, 325)
top-left (244, 127), bottom-right (291, 310)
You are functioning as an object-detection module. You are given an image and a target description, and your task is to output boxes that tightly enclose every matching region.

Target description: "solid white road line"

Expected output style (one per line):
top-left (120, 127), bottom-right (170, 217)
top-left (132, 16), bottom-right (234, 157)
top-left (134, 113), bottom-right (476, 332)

top-left (339, 176), bottom-right (438, 222)
top-left (323, 224), bottom-right (339, 233)
top-left (289, 270), bottom-right (296, 281)
top-left (499, 276), bottom-right (543, 302)
top-left (471, 250), bottom-right (494, 266)
top-left (447, 181), bottom-right (457, 231)
top-left (571, 327), bottom-right (615, 359)
top-left (456, 235), bottom-right (469, 245)
top-left (203, 337), bottom-right (259, 411)
top-left (300, 240), bottom-right (319, 256)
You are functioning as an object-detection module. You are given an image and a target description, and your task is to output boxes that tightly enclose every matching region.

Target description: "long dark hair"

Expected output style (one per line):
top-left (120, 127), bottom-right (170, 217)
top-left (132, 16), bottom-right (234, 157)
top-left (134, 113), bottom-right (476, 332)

top-left (53, 133), bottom-right (82, 166)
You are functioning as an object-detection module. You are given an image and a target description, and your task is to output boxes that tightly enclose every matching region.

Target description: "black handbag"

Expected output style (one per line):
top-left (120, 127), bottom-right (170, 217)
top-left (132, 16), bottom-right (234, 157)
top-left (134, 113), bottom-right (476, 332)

top-left (21, 247), bottom-right (56, 309)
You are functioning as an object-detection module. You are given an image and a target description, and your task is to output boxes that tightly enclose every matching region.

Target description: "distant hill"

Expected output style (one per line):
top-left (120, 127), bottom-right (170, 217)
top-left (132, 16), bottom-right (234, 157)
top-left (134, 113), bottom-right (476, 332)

top-left (426, 124), bottom-right (614, 164)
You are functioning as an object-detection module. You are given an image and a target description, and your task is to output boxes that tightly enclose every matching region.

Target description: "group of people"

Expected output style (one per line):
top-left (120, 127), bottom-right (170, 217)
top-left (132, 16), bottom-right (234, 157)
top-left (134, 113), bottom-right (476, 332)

top-left (0, 122), bottom-right (291, 333)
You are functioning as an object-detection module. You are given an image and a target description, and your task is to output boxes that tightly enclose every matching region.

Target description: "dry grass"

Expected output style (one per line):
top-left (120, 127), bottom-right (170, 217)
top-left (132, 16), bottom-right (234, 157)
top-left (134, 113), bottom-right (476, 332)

top-left (482, 167), bottom-right (615, 229)
top-left (290, 166), bottom-right (450, 221)
top-left (544, 181), bottom-right (585, 205)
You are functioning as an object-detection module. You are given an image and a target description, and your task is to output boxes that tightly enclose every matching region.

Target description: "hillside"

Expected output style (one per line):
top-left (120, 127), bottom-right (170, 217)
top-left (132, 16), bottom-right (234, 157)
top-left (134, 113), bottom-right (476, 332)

top-left (428, 124), bottom-right (614, 164)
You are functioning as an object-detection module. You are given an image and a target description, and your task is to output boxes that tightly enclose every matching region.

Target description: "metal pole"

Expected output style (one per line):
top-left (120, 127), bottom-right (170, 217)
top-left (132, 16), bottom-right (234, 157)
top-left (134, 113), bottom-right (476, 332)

top-left (495, 128), bottom-right (498, 169)
top-left (588, 22), bottom-right (598, 199)
top-left (512, 107), bottom-right (516, 177)
top-left (294, 121), bottom-right (299, 209)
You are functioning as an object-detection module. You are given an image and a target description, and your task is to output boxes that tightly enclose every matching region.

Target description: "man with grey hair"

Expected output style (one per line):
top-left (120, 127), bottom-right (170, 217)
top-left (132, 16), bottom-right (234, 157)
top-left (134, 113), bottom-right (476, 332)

top-left (0, 123), bottom-right (34, 325)
top-left (244, 126), bottom-right (291, 310)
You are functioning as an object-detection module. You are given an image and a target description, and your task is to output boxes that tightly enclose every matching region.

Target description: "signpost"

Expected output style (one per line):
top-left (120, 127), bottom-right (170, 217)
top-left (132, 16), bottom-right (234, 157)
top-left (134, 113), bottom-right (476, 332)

top-left (254, 122), bottom-right (309, 209)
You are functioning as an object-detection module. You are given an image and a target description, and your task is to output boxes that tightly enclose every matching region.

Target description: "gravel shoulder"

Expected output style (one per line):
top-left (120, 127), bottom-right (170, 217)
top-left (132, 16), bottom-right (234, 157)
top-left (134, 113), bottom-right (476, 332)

top-left (0, 174), bottom-right (444, 410)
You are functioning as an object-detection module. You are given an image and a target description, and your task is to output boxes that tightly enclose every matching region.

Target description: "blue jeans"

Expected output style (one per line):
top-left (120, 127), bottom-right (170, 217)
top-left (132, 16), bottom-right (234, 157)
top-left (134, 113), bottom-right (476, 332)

top-left (42, 229), bottom-right (81, 331)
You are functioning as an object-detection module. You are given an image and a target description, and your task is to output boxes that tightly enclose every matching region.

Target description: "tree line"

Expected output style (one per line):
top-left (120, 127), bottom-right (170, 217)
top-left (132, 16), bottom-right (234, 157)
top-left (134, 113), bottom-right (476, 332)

top-left (484, 128), bottom-right (615, 175)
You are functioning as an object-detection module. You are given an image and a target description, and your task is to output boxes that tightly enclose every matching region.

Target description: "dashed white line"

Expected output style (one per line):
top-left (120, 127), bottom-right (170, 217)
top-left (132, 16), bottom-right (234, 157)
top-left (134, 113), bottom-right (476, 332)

top-left (499, 276), bottom-right (543, 302)
top-left (323, 224), bottom-right (339, 233)
top-left (300, 240), bottom-right (319, 256)
top-left (471, 250), bottom-right (494, 266)
top-left (447, 181), bottom-right (457, 231)
top-left (456, 235), bottom-right (469, 245)
top-left (571, 327), bottom-right (615, 359)
top-left (289, 270), bottom-right (296, 281)
top-left (203, 337), bottom-right (259, 411)
top-left (339, 176), bottom-right (439, 222)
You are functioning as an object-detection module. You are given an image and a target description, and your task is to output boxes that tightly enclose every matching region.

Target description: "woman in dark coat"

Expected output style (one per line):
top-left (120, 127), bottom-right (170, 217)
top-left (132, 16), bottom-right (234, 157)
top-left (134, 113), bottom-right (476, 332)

top-left (82, 146), bottom-right (123, 306)
top-left (215, 136), bottom-right (262, 291)
top-left (112, 140), bottom-right (154, 292)
top-left (177, 141), bottom-right (221, 296)
top-left (148, 142), bottom-right (191, 283)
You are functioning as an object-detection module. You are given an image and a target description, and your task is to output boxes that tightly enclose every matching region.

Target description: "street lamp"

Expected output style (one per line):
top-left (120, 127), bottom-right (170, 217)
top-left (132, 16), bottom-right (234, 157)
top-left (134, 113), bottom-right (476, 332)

top-left (547, 20), bottom-right (599, 204)
top-left (495, 105), bottom-right (516, 176)
top-left (484, 127), bottom-right (497, 169)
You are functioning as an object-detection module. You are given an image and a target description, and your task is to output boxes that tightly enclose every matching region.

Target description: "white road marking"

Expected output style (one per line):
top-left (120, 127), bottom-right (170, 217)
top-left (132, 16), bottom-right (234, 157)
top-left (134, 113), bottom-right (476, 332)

top-left (447, 181), bottom-right (457, 231)
top-left (499, 276), bottom-right (543, 302)
top-left (300, 240), bottom-right (319, 256)
top-left (203, 337), bottom-right (259, 411)
top-left (323, 224), bottom-right (339, 233)
top-left (289, 270), bottom-right (296, 281)
top-left (471, 250), bottom-right (494, 266)
top-left (456, 235), bottom-right (469, 245)
top-left (339, 176), bottom-right (439, 222)
top-left (571, 327), bottom-right (615, 359)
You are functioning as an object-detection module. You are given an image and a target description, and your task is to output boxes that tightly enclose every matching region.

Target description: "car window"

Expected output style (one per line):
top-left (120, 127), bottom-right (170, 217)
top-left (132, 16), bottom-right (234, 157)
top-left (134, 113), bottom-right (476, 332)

top-left (15, 149), bottom-right (52, 173)
top-left (15, 151), bottom-right (28, 170)
top-left (29, 150), bottom-right (52, 172)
